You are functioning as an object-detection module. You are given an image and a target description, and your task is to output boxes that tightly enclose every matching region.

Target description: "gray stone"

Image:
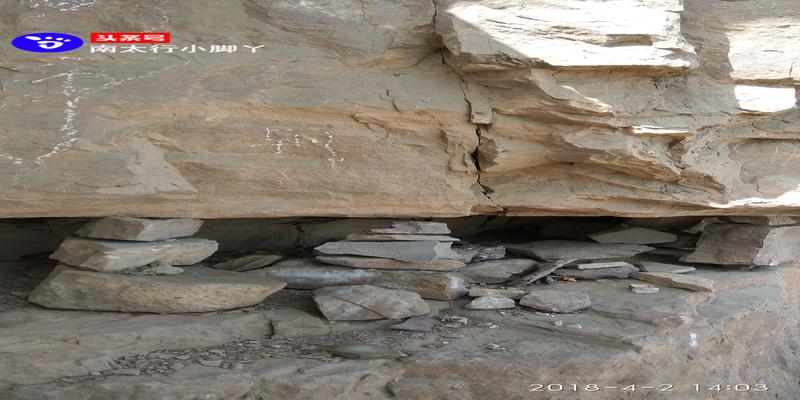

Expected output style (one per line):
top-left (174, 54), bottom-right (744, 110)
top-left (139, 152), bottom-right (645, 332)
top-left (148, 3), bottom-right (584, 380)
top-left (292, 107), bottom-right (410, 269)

top-left (461, 259), bottom-right (536, 284)
top-left (370, 221), bottom-right (451, 235)
top-left (28, 265), bottom-right (286, 313)
top-left (313, 285), bottom-right (429, 321)
top-left (271, 309), bottom-right (331, 339)
top-left (629, 283), bottom-right (659, 294)
top-left (589, 227), bottom-right (677, 245)
top-left (723, 216), bottom-right (799, 226)
top-left (346, 233), bottom-right (459, 242)
top-left (314, 241), bottom-right (458, 263)
top-left (212, 254), bottom-right (282, 272)
top-left (452, 244), bottom-right (506, 263)
top-left (631, 272), bottom-right (715, 293)
top-left (506, 240), bottom-right (653, 261)
top-left (391, 316), bottom-right (436, 332)
top-left (329, 344), bottom-right (405, 360)
top-left (553, 264), bottom-right (638, 280)
top-left (568, 261), bottom-right (634, 270)
top-left (76, 217), bottom-right (203, 241)
top-left (638, 261), bottom-right (696, 274)
top-left (468, 286), bottom-right (529, 300)
top-left (316, 255), bottom-right (464, 271)
top-left (519, 291), bottom-right (591, 313)
top-left (465, 296), bottom-right (515, 310)
top-left (121, 261), bottom-right (184, 275)
top-left (681, 223), bottom-right (800, 266)
top-left (250, 259), bottom-right (467, 300)
top-left (50, 237), bottom-right (219, 272)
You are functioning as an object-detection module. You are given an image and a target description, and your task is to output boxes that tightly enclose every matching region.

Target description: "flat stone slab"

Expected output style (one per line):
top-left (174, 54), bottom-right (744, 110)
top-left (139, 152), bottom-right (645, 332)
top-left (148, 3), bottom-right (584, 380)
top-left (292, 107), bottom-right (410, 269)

top-left (553, 264), bottom-right (638, 280)
top-left (681, 223), bottom-right (800, 266)
top-left (452, 245), bottom-right (506, 263)
top-left (370, 221), bottom-right (451, 235)
top-left (506, 240), bottom-right (653, 261)
top-left (120, 261), bottom-right (184, 276)
top-left (568, 261), bottom-right (634, 270)
top-left (631, 272), bottom-right (715, 292)
top-left (630, 283), bottom-right (659, 294)
top-left (346, 234), bottom-right (459, 242)
top-left (316, 256), bottom-right (464, 271)
top-left (519, 291), bottom-right (591, 313)
top-left (461, 259), bottom-right (537, 284)
top-left (314, 241), bottom-right (457, 263)
top-left (465, 296), bottom-right (515, 310)
top-left (250, 259), bottom-right (467, 300)
top-left (638, 261), bottom-right (696, 274)
top-left (212, 254), bottom-right (282, 272)
top-left (468, 286), bottom-right (529, 300)
top-left (28, 265), bottom-right (286, 313)
top-left (589, 227), bottom-right (677, 245)
top-left (313, 285), bottom-right (429, 321)
top-left (50, 237), bottom-right (219, 272)
top-left (76, 217), bottom-right (203, 241)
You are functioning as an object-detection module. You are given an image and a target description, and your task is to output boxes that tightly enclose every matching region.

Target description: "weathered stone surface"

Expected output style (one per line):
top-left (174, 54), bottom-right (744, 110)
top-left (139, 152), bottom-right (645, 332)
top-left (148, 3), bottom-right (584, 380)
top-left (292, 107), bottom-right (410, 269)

top-left (452, 244), bottom-right (506, 263)
top-left (519, 291), bottom-right (591, 313)
top-left (460, 259), bottom-right (536, 284)
top-left (51, 237), bottom-right (218, 272)
top-left (589, 227), bottom-right (677, 245)
top-left (313, 285), bottom-right (429, 321)
top-left (345, 233), bottom-right (459, 242)
top-left (316, 256), bottom-right (464, 271)
top-left (681, 223), bottom-right (800, 266)
top-left (28, 265), bottom-right (286, 313)
top-left (631, 271), bottom-right (715, 292)
top-left (506, 241), bottom-right (653, 261)
top-left (76, 217), bottom-right (203, 241)
top-left (464, 296), bottom-right (515, 310)
top-left (553, 265), bottom-right (638, 280)
top-left (314, 241), bottom-right (457, 263)
top-left (249, 259), bottom-right (467, 300)
top-left (212, 254), bottom-right (282, 272)
top-left (638, 261), bottom-right (696, 274)
top-left (120, 261), bottom-right (184, 276)
top-left (630, 283), bottom-right (659, 294)
top-left (468, 286), bottom-right (529, 300)
top-left (370, 221), bottom-right (451, 235)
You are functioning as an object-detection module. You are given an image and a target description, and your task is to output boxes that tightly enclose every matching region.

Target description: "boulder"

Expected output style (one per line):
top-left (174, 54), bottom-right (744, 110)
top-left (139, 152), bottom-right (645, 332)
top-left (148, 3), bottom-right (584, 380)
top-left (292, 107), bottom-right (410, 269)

top-left (76, 217), bottom-right (203, 241)
top-left (249, 259), bottom-right (467, 300)
top-left (28, 265), bottom-right (286, 313)
top-left (370, 221), bottom-right (451, 235)
top-left (506, 241), bottom-right (653, 261)
top-left (212, 254), bottom-right (282, 272)
top-left (631, 271), bottom-right (715, 292)
top-left (460, 259), bottom-right (536, 284)
top-left (465, 296), bottom-right (515, 310)
top-left (50, 237), bottom-right (218, 272)
top-left (316, 256), bottom-right (464, 271)
top-left (313, 285), bottom-right (429, 321)
top-left (519, 291), bottom-right (591, 313)
top-left (345, 234), bottom-right (459, 242)
top-left (589, 227), bottom-right (677, 245)
top-left (314, 241), bottom-right (458, 263)
top-left (681, 224), bottom-right (800, 266)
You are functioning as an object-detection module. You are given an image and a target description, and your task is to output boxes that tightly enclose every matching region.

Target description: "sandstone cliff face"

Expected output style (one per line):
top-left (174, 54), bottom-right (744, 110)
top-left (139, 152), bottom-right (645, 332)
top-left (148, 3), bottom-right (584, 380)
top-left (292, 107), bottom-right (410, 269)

top-left (1, 0), bottom-right (798, 217)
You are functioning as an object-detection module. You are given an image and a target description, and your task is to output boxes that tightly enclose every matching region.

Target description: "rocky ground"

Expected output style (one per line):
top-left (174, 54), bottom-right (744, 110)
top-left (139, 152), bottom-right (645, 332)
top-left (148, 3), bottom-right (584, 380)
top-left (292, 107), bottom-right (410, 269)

top-left (2, 257), bottom-right (798, 400)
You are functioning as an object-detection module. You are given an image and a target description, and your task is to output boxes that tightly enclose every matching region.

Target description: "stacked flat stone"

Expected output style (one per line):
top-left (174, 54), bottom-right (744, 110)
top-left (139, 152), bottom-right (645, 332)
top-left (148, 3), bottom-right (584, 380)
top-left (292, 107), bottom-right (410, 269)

top-left (28, 217), bottom-right (285, 313)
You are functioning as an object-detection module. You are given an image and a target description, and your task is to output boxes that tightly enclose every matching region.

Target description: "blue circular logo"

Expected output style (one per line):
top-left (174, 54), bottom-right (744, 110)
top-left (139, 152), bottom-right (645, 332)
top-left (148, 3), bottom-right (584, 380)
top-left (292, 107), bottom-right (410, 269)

top-left (11, 32), bottom-right (84, 53)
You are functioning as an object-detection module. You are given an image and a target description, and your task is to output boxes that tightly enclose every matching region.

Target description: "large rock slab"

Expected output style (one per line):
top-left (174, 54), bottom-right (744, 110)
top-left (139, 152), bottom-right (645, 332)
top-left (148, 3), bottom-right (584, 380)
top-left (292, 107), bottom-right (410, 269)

top-left (316, 256), bottom-right (464, 271)
top-left (50, 237), bottom-right (218, 272)
top-left (681, 223), bottom-right (800, 266)
top-left (506, 241), bottom-right (653, 261)
top-left (314, 241), bottom-right (458, 263)
top-left (76, 217), bottom-right (203, 241)
top-left (313, 285), bottom-right (429, 321)
top-left (28, 265), bottom-right (286, 313)
top-left (248, 259), bottom-right (467, 300)
top-left (460, 259), bottom-right (536, 284)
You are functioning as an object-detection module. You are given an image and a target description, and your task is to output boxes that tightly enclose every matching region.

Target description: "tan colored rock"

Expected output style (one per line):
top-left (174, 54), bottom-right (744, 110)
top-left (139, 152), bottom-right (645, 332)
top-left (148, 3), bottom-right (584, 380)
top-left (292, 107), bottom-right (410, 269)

top-left (345, 233), bottom-right (459, 242)
top-left (76, 217), bottom-right (203, 241)
top-left (631, 272), bottom-right (715, 293)
top-left (316, 256), bottom-right (464, 271)
top-left (212, 254), bottom-right (282, 272)
top-left (28, 265), bottom-right (286, 313)
top-left (681, 224), bottom-right (800, 266)
top-left (589, 227), bottom-right (677, 245)
top-left (50, 237), bottom-right (218, 272)
top-left (313, 285), bottom-right (429, 321)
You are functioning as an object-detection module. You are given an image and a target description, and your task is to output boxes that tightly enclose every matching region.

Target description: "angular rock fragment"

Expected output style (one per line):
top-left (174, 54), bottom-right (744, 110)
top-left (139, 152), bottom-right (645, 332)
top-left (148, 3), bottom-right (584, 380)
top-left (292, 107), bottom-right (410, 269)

top-left (681, 223), bottom-right (800, 266)
top-left (76, 217), bottom-right (204, 241)
top-left (370, 221), bottom-right (451, 235)
top-left (50, 237), bottom-right (218, 272)
top-left (346, 233), bottom-right (459, 242)
top-left (519, 291), bottom-right (591, 313)
top-left (460, 259), bottom-right (536, 284)
top-left (638, 261), bottom-right (695, 274)
top-left (313, 285), bottom-right (429, 321)
top-left (589, 227), bottom-right (677, 245)
top-left (629, 283), bottom-right (659, 294)
top-left (506, 241), bottom-right (652, 261)
top-left (452, 244), bottom-right (505, 263)
top-left (631, 272), bottom-right (715, 292)
top-left (316, 256), bottom-right (464, 271)
top-left (249, 259), bottom-right (467, 300)
top-left (212, 254), bottom-right (282, 272)
top-left (28, 265), bottom-right (286, 313)
top-left (465, 296), bottom-right (515, 310)
top-left (553, 264), bottom-right (638, 280)
top-left (314, 241), bottom-right (458, 263)
top-left (120, 261), bottom-right (183, 276)
top-left (468, 286), bottom-right (529, 300)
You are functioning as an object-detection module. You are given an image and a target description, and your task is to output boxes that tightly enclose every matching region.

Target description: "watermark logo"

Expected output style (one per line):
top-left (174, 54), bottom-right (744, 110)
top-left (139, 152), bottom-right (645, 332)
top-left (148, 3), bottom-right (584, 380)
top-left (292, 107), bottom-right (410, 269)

top-left (90, 32), bottom-right (170, 44)
top-left (11, 32), bottom-right (84, 52)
